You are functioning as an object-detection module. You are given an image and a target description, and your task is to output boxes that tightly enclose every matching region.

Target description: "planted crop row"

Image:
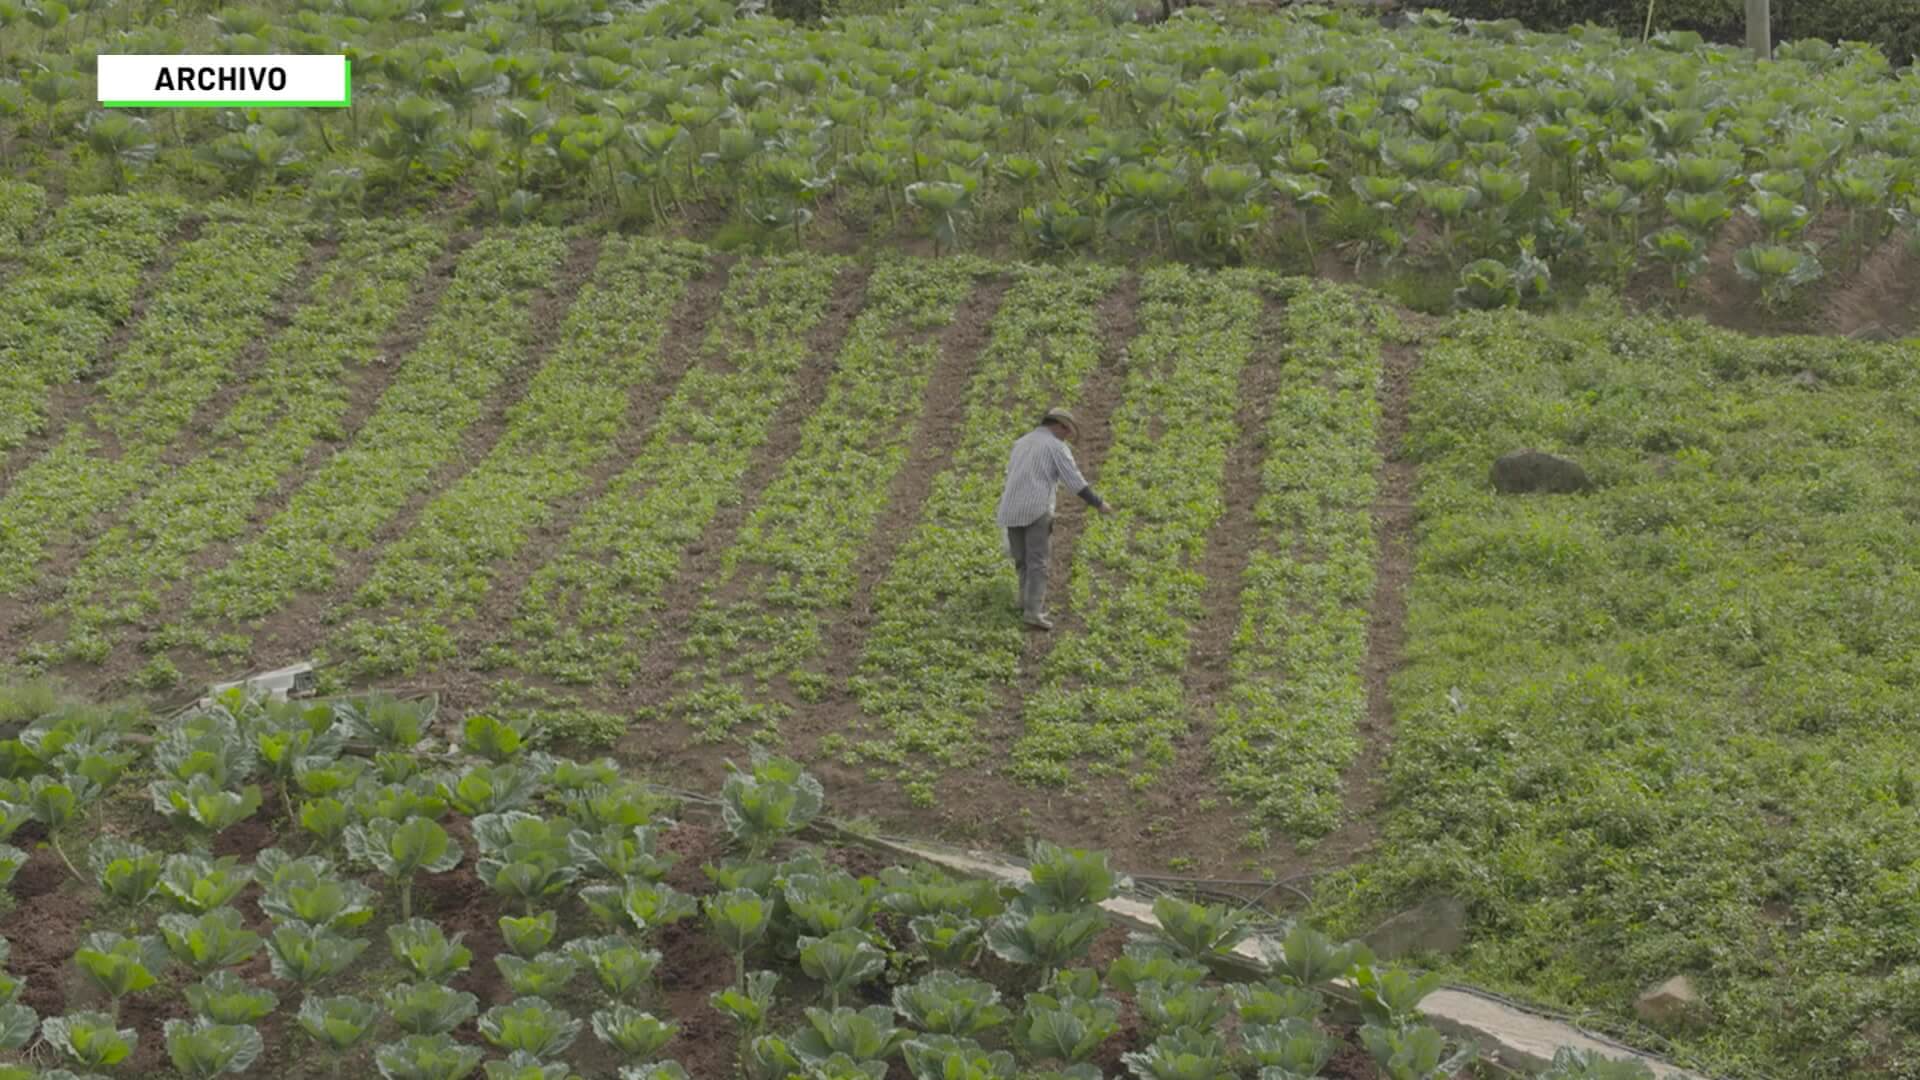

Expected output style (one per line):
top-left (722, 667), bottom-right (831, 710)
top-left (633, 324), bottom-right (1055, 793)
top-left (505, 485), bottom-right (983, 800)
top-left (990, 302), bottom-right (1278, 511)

top-left (504, 253), bottom-right (846, 687)
top-left (174, 227), bottom-right (572, 656)
top-left (1208, 282), bottom-right (1389, 845)
top-left (329, 238), bottom-right (711, 678)
top-left (1009, 266), bottom-right (1266, 790)
top-left (0, 214), bottom-right (309, 598)
top-left (842, 264), bottom-right (1123, 805)
top-left (0, 194), bottom-right (182, 452)
top-left (668, 257), bottom-right (989, 741)
top-left (44, 220), bottom-right (449, 666)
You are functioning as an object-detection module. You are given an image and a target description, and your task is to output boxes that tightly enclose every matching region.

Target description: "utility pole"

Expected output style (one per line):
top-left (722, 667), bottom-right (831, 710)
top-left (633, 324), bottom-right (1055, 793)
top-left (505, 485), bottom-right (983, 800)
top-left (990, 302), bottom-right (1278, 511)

top-left (1746, 0), bottom-right (1771, 58)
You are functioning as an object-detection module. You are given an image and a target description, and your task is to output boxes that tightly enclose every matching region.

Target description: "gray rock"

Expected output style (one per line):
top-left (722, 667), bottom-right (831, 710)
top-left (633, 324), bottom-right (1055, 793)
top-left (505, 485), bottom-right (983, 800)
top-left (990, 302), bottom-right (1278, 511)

top-left (1363, 895), bottom-right (1467, 960)
top-left (1634, 975), bottom-right (1706, 1027)
top-left (1790, 370), bottom-right (1823, 389)
top-left (1491, 449), bottom-right (1589, 494)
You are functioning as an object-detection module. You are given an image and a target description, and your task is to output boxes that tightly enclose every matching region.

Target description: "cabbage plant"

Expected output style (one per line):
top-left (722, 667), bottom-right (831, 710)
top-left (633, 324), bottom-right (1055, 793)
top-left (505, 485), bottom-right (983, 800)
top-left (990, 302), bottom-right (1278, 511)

top-left (374, 1032), bottom-right (485, 1080)
top-left (1240, 1019), bottom-right (1332, 1077)
top-left (1120, 1028), bottom-right (1233, 1080)
top-left (159, 909), bottom-right (262, 974)
top-left (185, 971), bottom-right (278, 1025)
top-left (1359, 1023), bottom-right (1474, 1080)
top-left (591, 1003), bottom-right (678, 1061)
top-left (478, 996), bottom-right (581, 1059)
top-left (90, 837), bottom-right (163, 907)
top-left (298, 993), bottom-right (382, 1055)
top-left (158, 853), bottom-right (250, 913)
top-left (566, 934), bottom-right (662, 1002)
top-left (41, 1011), bottom-right (137, 1070)
top-left (384, 982), bottom-right (480, 1036)
top-left (74, 931), bottom-right (165, 1018)
top-left (163, 1018), bottom-right (263, 1079)
top-left (902, 1034), bottom-right (1016, 1080)
top-left (345, 815), bottom-right (463, 920)
top-left (791, 1005), bottom-right (907, 1067)
top-left (798, 929), bottom-right (887, 1008)
top-left (891, 971), bottom-right (1008, 1036)
top-left (267, 921), bottom-right (369, 988)
top-left (387, 918), bottom-right (472, 980)
top-left (719, 752), bottom-right (823, 854)
top-left (497, 950), bottom-right (579, 996)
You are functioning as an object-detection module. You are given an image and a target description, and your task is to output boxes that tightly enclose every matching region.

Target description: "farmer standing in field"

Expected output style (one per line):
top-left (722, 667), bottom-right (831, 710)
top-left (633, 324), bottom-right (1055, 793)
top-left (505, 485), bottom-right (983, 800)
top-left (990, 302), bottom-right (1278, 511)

top-left (996, 407), bottom-right (1114, 631)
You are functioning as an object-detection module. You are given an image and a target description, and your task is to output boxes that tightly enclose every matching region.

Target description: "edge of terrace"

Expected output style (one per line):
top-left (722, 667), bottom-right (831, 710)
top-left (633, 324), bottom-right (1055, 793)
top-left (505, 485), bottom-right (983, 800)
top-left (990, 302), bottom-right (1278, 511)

top-left (843, 830), bottom-right (1711, 1080)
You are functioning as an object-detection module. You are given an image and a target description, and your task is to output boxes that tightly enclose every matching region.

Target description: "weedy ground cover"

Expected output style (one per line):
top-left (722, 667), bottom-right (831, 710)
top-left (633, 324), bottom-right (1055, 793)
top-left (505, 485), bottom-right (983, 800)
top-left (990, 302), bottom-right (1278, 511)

top-left (1313, 303), bottom-right (1920, 1078)
top-left (502, 253), bottom-right (846, 688)
top-left (667, 257), bottom-right (990, 742)
top-left (42, 220), bottom-right (450, 668)
top-left (843, 264), bottom-right (1122, 805)
top-left (172, 227), bottom-right (571, 654)
top-left (0, 181), bottom-right (45, 260)
top-left (0, 195), bottom-right (181, 453)
top-left (1207, 283), bottom-right (1391, 845)
top-left (0, 683), bottom-right (1564, 1080)
top-left (0, 213), bottom-right (310, 597)
top-left (330, 238), bottom-right (711, 678)
top-left (1010, 265), bottom-right (1265, 790)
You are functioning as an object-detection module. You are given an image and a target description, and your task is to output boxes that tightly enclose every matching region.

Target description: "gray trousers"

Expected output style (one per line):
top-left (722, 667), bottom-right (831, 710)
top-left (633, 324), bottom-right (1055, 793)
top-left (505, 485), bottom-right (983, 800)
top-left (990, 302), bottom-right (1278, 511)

top-left (1006, 514), bottom-right (1053, 619)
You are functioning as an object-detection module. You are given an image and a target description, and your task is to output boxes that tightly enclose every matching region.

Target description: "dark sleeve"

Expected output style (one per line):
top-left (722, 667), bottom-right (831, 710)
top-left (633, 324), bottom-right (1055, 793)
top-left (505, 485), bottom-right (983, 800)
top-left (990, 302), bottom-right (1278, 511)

top-left (1075, 485), bottom-right (1105, 509)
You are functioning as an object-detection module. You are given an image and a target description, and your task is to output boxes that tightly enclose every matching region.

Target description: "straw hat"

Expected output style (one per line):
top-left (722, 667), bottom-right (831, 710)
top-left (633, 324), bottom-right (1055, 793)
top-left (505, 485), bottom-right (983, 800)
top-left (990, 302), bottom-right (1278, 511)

top-left (1040, 407), bottom-right (1078, 437)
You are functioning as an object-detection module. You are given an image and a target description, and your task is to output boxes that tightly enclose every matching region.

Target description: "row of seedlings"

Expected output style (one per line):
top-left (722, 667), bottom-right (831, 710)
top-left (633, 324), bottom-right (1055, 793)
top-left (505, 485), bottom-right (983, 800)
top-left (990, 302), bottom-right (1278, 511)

top-left (172, 227), bottom-right (572, 658)
top-left (1209, 281), bottom-right (1391, 844)
top-left (503, 253), bottom-right (848, 688)
top-left (844, 263), bottom-right (1125, 806)
top-left (328, 238), bottom-right (711, 678)
top-left (0, 212), bottom-right (310, 596)
top-left (0, 193), bottom-right (182, 452)
top-left (662, 256), bottom-right (991, 742)
top-left (44, 219), bottom-right (451, 671)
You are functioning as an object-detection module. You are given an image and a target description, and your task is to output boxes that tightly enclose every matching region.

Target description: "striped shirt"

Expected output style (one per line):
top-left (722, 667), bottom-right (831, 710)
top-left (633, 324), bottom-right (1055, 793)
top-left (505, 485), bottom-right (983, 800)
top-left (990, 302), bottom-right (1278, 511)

top-left (996, 427), bottom-right (1092, 527)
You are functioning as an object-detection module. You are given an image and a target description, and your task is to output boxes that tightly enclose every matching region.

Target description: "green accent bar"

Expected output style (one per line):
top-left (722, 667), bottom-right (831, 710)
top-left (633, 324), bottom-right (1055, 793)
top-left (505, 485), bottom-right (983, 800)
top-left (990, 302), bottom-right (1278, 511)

top-left (103, 59), bottom-right (350, 108)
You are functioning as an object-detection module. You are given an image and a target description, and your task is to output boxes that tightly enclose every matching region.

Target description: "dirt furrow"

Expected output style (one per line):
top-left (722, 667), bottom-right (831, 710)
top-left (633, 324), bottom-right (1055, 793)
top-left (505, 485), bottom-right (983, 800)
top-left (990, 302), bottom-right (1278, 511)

top-left (1318, 336), bottom-right (1423, 860)
top-left (241, 233), bottom-right (605, 668)
top-left (453, 253), bottom-right (736, 665)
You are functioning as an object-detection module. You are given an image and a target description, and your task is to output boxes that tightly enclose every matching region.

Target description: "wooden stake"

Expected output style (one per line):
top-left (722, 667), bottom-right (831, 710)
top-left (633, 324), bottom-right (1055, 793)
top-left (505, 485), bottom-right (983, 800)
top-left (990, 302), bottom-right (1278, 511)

top-left (1747, 0), bottom-right (1771, 57)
